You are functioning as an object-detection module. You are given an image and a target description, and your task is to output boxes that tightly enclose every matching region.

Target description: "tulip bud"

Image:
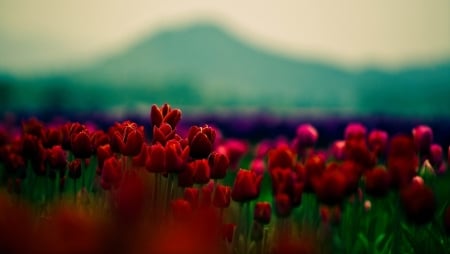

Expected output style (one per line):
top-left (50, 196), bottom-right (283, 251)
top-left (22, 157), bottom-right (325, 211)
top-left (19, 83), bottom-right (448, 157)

top-left (171, 199), bottom-right (192, 221)
top-left (275, 193), bottom-right (292, 218)
top-left (184, 187), bottom-right (199, 208)
top-left (47, 145), bottom-right (67, 170)
top-left (188, 125), bottom-right (216, 159)
top-left (71, 130), bottom-right (92, 159)
top-left (192, 159), bottom-right (210, 185)
top-left (364, 200), bottom-right (371, 212)
top-left (145, 143), bottom-right (166, 173)
top-left (368, 129), bottom-right (388, 156)
top-left (345, 123), bottom-right (367, 141)
top-left (68, 159), bottom-right (82, 179)
top-left (208, 152), bottom-right (229, 179)
top-left (101, 156), bottom-right (122, 190)
top-left (231, 169), bottom-right (263, 202)
top-left (400, 183), bottom-right (436, 225)
top-left (412, 125), bottom-right (433, 154)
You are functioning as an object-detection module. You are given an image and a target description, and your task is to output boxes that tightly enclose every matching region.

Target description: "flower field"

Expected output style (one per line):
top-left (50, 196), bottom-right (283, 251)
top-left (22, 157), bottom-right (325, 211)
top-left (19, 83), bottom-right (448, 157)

top-left (0, 104), bottom-right (449, 254)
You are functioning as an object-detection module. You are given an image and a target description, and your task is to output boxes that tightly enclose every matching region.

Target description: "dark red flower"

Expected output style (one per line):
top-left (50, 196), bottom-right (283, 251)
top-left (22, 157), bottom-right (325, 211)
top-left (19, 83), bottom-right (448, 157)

top-left (275, 193), bottom-right (292, 218)
top-left (270, 167), bottom-right (293, 195)
top-left (165, 140), bottom-right (189, 173)
top-left (412, 125), bottom-right (433, 154)
top-left (400, 183), bottom-right (436, 224)
top-left (192, 159), bottom-right (210, 185)
top-left (184, 187), bottom-right (199, 208)
top-left (21, 134), bottom-right (43, 161)
top-left (368, 129), bottom-right (388, 156)
top-left (213, 184), bottom-right (231, 208)
top-left (47, 145), bottom-right (67, 170)
top-left (268, 145), bottom-right (296, 170)
top-left (221, 223), bottom-right (236, 243)
top-left (254, 202), bottom-right (272, 225)
top-left (177, 163), bottom-right (196, 188)
top-left (68, 159), bottom-right (82, 179)
top-left (43, 126), bottom-right (63, 148)
top-left (188, 125), bottom-right (216, 159)
top-left (61, 122), bottom-right (85, 150)
top-left (218, 139), bottom-right (248, 170)
top-left (429, 143), bottom-right (443, 168)
top-left (101, 156), bottom-right (122, 190)
top-left (22, 117), bottom-right (45, 138)
top-left (132, 143), bottom-right (148, 168)
top-left (145, 143), bottom-right (166, 173)
top-left (345, 123), bottom-right (367, 141)
top-left (314, 170), bottom-right (347, 206)
top-left (304, 154), bottom-right (326, 192)
top-left (293, 124), bottom-right (318, 152)
top-left (89, 130), bottom-right (109, 150)
top-left (109, 121), bottom-right (144, 157)
top-left (364, 166), bottom-right (391, 197)
top-left (171, 199), bottom-right (192, 221)
top-left (3, 152), bottom-right (25, 175)
top-left (150, 103), bottom-right (182, 129)
top-left (200, 183), bottom-right (213, 207)
top-left (231, 169), bottom-right (263, 202)
top-left (96, 144), bottom-right (113, 170)
top-left (387, 135), bottom-right (419, 188)
top-left (71, 130), bottom-right (92, 159)
top-left (152, 123), bottom-right (176, 146)
top-left (339, 160), bottom-right (363, 194)
top-left (208, 152), bottom-right (229, 179)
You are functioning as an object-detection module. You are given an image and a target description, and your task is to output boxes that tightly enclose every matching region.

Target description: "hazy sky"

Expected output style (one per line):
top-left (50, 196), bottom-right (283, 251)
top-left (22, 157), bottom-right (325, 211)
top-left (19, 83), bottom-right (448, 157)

top-left (0, 0), bottom-right (449, 74)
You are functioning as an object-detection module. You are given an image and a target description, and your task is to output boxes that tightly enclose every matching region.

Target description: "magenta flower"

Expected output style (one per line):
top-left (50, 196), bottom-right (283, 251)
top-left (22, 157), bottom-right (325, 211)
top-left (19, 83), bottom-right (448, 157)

top-left (412, 125), bottom-right (433, 154)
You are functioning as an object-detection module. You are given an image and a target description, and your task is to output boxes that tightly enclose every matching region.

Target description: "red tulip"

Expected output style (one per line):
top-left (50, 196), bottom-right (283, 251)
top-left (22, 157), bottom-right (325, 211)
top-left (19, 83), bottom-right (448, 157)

top-left (188, 125), bottom-right (216, 159)
top-left (231, 169), bottom-right (263, 202)
top-left (412, 125), bottom-right (433, 154)
top-left (254, 202), bottom-right (272, 224)
top-left (344, 123), bottom-right (367, 141)
top-left (152, 123), bottom-right (176, 146)
top-left (96, 144), bottom-right (113, 169)
top-left (47, 145), bottom-right (67, 170)
top-left (101, 156), bottom-right (122, 190)
top-left (89, 130), bottom-right (109, 150)
top-left (275, 193), bottom-right (292, 218)
top-left (109, 121), bottom-right (144, 156)
top-left (219, 139), bottom-right (248, 170)
top-left (145, 143), bottom-right (166, 173)
top-left (208, 152), bottom-right (229, 179)
top-left (368, 129), bottom-right (388, 156)
top-left (68, 159), bottom-right (82, 179)
top-left (304, 154), bottom-right (326, 192)
top-left (184, 187), bottom-right (199, 208)
top-left (364, 166), bottom-right (391, 197)
top-left (400, 183), bottom-right (436, 224)
top-left (314, 170), bottom-right (347, 206)
top-left (177, 163), bottom-right (196, 188)
top-left (213, 184), bottom-right (231, 208)
top-left (21, 117), bottom-right (45, 138)
top-left (268, 145), bottom-right (296, 170)
top-left (71, 130), bottom-right (92, 159)
top-left (171, 199), bottom-right (192, 221)
top-left (43, 126), bottom-right (63, 148)
top-left (192, 159), bottom-right (210, 185)
top-left (150, 103), bottom-right (182, 129)
top-left (221, 223), bottom-right (236, 243)
top-left (293, 124), bottom-right (318, 152)
top-left (429, 143), bottom-right (443, 167)
top-left (165, 140), bottom-right (189, 173)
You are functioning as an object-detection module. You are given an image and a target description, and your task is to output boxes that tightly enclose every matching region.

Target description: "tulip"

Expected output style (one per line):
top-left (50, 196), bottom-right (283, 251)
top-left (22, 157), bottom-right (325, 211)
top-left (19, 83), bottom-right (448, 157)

top-left (171, 199), bottom-right (192, 221)
top-left (43, 127), bottom-right (63, 148)
top-left (274, 193), bottom-right (292, 218)
top-left (184, 187), bottom-right (199, 208)
top-left (412, 125), bottom-right (433, 154)
top-left (150, 103), bottom-right (182, 129)
top-left (330, 140), bottom-right (346, 161)
top-left (364, 166), bottom-right (391, 197)
top-left (71, 130), bottom-right (92, 159)
top-left (188, 125), bottom-right (216, 159)
top-left (101, 156), bottom-right (122, 190)
top-left (400, 183), bottom-right (436, 225)
top-left (293, 124), bottom-right (318, 153)
top-left (109, 121), bottom-right (144, 157)
top-left (213, 184), bottom-right (231, 208)
top-left (145, 143), bottom-right (166, 173)
top-left (208, 152), bottom-right (229, 179)
top-left (47, 145), bottom-right (67, 170)
top-left (429, 143), bottom-right (443, 168)
top-left (344, 123), bottom-right (367, 141)
top-left (231, 169), bottom-right (263, 202)
top-left (314, 170), bottom-right (347, 206)
top-left (268, 145), bottom-right (296, 170)
top-left (254, 202), bottom-right (272, 225)
top-left (368, 129), bottom-right (388, 156)
top-left (68, 159), bottom-right (82, 180)
top-left (192, 159), bottom-right (210, 185)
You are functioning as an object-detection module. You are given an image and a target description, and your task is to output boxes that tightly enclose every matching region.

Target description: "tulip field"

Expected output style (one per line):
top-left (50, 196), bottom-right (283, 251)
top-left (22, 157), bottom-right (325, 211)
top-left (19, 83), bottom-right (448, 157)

top-left (0, 104), bottom-right (449, 254)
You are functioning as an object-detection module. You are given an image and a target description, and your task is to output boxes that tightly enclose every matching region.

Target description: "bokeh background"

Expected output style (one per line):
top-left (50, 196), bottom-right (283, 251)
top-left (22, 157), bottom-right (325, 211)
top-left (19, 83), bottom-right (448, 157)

top-left (1, 0), bottom-right (449, 126)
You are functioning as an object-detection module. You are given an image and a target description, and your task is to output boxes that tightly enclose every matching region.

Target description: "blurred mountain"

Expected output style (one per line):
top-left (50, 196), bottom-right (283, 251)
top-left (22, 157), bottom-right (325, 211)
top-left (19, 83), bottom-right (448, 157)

top-left (1, 23), bottom-right (449, 116)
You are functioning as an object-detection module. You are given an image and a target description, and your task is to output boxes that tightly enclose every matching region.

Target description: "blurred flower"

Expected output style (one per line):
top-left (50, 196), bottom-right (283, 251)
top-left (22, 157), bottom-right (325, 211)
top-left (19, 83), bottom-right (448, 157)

top-left (47, 145), bottom-right (67, 170)
top-left (387, 135), bottom-right (418, 188)
top-left (150, 103), bottom-right (182, 129)
top-left (21, 117), bottom-right (45, 138)
top-left (188, 125), bottom-right (216, 159)
top-left (254, 202), bottom-right (272, 225)
top-left (171, 199), bottom-right (192, 221)
top-left (43, 126), bottom-right (63, 148)
top-left (364, 200), bottom-right (371, 212)
top-left (165, 140), bottom-right (189, 173)
top-left (345, 123), bottom-right (367, 141)
top-left (217, 139), bottom-right (248, 170)
top-left (231, 169), bottom-right (263, 202)
top-left (364, 166), bottom-right (391, 197)
top-left (89, 130), bottom-right (109, 150)
top-left (221, 223), bottom-right (236, 243)
top-left (293, 124), bottom-right (318, 152)
top-left (208, 151), bottom-right (229, 179)
top-left (71, 130), bottom-right (92, 159)
top-left (68, 159), bottom-right (82, 180)
top-left (274, 193), bottom-right (292, 218)
top-left (268, 145), bottom-right (296, 170)
top-left (400, 183), bottom-right (436, 225)
top-left (192, 159), bottom-right (210, 185)
top-left (213, 184), bottom-right (231, 208)
top-left (429, 143), bottom-right (443, 168)
top-left (304, 154), bottom-right (326, 192)
top-left (113, 172), bottom-right (145, 224)
top-left (184, 187), bottom-right (199, 208)
top-left (249, 158), bottom-right (266, 176)
top-left (330, 140), bottom-right (346, 161)
top-left (412, 176), bottom-right (424, 186)
top-left (96, 144), bottom-right (113, 170)
top-left (412, 125), bottom-right (433, 154)
top-left (101, 156), bottom-right (122, 190)
top-left (314, 170), bottom-right (347, 206)
top-left (145, 143), bottom-right (166, 173)
top-left (368, 129), bottom-right (388, 156)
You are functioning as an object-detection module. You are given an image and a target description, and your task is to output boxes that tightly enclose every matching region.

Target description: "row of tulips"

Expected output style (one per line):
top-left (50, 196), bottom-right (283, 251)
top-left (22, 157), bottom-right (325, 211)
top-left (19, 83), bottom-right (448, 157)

top-left (1, 105), bottom-right (450, 254)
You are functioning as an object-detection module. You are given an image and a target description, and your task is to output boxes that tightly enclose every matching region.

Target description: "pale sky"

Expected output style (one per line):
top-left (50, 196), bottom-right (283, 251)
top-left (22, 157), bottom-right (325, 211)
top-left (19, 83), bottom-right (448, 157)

top-left (0, 0), bottom-right (449, 74)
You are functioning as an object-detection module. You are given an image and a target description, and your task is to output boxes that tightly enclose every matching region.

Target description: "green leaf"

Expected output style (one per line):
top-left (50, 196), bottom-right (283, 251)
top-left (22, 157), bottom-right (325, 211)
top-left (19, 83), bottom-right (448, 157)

top-left (375, 233), bottom-right (385, 247)
top-left (357, 232), bottom-right (369, 250)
